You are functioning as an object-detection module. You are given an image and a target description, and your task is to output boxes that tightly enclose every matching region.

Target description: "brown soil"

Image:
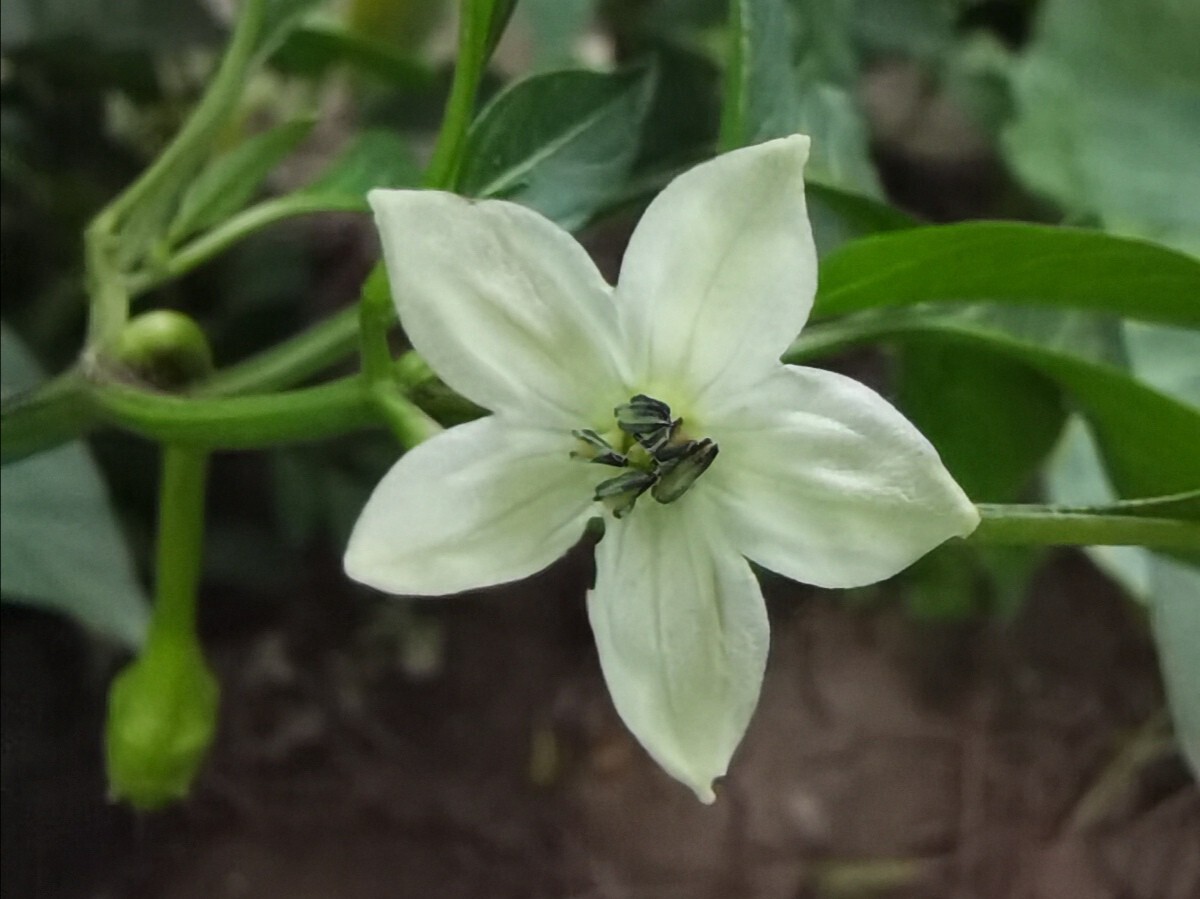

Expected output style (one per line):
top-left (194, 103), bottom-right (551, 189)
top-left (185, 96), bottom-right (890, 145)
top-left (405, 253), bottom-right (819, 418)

top-left (25, 545), bottom-right (1185, 899)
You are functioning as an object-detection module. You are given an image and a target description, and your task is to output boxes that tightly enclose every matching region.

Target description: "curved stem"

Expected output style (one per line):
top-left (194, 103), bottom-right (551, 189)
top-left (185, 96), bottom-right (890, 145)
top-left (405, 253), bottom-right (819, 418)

top-left (103, 0), bottom-right (269, 229)
top-left (85, 0), bottom-right (270, 352)
top-left (127, 194), bottom-right (367, 297)
top-left (91, 377), bottom-right (381, 450)
top-left (200, 306), bottom-right (361, 396)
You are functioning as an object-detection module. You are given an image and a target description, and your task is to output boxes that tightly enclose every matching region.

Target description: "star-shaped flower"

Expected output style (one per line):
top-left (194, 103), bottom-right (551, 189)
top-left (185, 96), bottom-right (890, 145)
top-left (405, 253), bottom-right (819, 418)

top-left (346, 135), bottom-right (979, 801)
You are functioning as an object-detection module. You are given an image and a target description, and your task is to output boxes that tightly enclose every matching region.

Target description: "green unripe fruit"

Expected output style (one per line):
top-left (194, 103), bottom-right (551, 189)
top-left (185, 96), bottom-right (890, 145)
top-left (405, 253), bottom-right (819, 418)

top-left (105, 636), bottom-right (219, 810)
top-left (114, 311), bottom-right (213, 390)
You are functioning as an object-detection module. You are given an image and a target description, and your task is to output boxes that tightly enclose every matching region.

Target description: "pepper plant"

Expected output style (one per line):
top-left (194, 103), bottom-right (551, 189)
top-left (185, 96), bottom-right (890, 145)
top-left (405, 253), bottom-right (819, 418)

top-left (1, 0), bottom-right (1197, 807)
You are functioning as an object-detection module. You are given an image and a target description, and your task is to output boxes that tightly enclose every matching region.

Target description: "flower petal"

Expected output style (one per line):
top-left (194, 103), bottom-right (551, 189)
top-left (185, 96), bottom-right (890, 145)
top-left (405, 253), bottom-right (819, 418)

top-left (369, 190), bottom-right (627, 426)
top-left (613, 136), bottom-right (816, 402)
top-left (707, 365), bottom-right (980, 589)
top-left (345, 416), bottom-right (595, 595)
top-left (588, 495), bottom-right (769, 802)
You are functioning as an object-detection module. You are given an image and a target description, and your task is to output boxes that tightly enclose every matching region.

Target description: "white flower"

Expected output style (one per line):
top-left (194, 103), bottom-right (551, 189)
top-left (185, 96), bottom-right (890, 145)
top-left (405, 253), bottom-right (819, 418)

top-left (345, 135), bottom-right (980, 802)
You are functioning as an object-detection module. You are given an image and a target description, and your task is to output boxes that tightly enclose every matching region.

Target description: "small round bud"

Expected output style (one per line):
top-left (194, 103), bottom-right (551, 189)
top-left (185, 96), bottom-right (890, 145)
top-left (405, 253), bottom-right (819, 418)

top-left (105, 636), bottom-right (219, 810)
top-left (114, 311), bottom-right (213, 389)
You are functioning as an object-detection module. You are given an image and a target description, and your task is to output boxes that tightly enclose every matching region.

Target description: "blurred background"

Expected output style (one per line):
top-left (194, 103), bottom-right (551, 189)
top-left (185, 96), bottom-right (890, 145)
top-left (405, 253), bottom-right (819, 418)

top-left (2, 0), bottom-right (1197, 897)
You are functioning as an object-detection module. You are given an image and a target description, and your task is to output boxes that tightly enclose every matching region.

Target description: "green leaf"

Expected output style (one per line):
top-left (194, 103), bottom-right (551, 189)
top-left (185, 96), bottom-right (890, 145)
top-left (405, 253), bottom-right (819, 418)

top-left (0, 325), bottom-right (148, 647)
top-left (722, 0), bottom-right (797, 149)
top-left (297, 129), bottom-right (422, 209)
top-left (790, 81), bottom-right (882, 196)
top-left (852, 0), bottom-right (955, 64)
top-left (169, 118), bottom-right (315, 243)
top-left (1003, 0), bottom-right (1200, 256)
top-left (1123, 322), bottom-right (1200, 407)
top-left (458, 68), bottom-right (655, 230)
top-left (722, 0), bottom-right (880, 195)
top-left (257, 0), bottom-right (326, 60)
top-left (814, 223), bottom-right (1200, 327)
top-left (897, 343), bottom-right (1065, 502)
top-left (806, 182), bottom-right (915, 256)
top-left (789, 313), bottom-right (1200, 500)
top-left (269, 21), bottom-right (433, 86)
top-left (1150, 558), bottom-right (1200, 778)
top-left (518, 0), bottom-right (596, 71)
top-left (0, 0), bottom-right (219, 52)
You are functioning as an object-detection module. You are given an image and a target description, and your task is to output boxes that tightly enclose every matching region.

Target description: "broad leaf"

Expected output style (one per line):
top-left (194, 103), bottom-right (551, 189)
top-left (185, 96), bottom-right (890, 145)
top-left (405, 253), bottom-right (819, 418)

top-left (814, 223), bottom-right (1200, 327)
top-left (789, 312), bottom-right (1200, 500)
top-left (169, 118), bottom-right (315, 243)
top-left (897, 343), bottom-right (1065, 502)
top-left (294, 129), bottom-right (422, 209)
top-left (458, 68), bottom-right (655, 230)
top-left (724, 0), bottom-right (880, 195)
top-left (1003, 0), bottom-right (1200, 256)
top-left (0, 326), bottom-right (148, 647)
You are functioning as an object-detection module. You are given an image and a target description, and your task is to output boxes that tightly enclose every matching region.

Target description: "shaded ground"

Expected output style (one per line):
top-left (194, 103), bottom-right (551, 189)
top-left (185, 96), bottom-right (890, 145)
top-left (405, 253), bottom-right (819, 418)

top-left (6, 544), bottom-right (1197, 899)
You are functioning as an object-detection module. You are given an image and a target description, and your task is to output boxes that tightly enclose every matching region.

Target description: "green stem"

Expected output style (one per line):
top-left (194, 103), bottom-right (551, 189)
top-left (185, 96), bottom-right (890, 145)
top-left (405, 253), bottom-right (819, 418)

top-left (103, 0), bottom-right (268, 227)
top-left (83, 225), bottom-right (131, 355)
top-left (85, 0), bottom-right (270, 352)
top-left (359, 271), bottom-right (399, 385)
top-left (718, 0), bottom-right (749, 152)
top-left (423, 0), bottom-right (505, 190)
top-left (127, 194), bottom-right (366, 297)
top-left (200, 306), bottom-right (361, 396)
top-left (359, 270), bottom-right (441, 446)
top-left (1, 351), bottom-right (460, 462)
top-left (369, 382), bottom-right (442, 447)
top-left (149, 446), bottom-right (209, 642)
top-left (91, 377), bottom-right (381, 450)
top-left (973, 505), bottom-right (1200, 553)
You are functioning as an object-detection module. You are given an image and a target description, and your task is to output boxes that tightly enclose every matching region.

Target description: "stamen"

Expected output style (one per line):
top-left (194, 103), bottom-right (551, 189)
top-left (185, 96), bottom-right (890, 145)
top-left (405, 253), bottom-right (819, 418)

top-left (614, 395), bottom-right (674, 451)
top-left (652, 439), bottom-right (719, 504)
top-left (571, 429), bottom-right (627, 468)
top-left (576, 394), bottom-right (719, 515)
top-left (594, 470), bottom-right (657, 518)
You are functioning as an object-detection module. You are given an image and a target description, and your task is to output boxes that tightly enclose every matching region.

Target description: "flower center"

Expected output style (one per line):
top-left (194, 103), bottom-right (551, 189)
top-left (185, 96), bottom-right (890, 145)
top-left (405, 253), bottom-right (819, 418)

top-left (571, 394), bottom-right (719, 519)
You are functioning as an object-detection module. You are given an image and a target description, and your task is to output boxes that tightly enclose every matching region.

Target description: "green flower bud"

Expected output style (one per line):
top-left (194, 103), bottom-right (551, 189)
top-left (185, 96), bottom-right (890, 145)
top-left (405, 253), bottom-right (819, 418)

top-left (105, 636), bottom-right (219, 810)
top-left (114, 311), bottom-right (213, 390)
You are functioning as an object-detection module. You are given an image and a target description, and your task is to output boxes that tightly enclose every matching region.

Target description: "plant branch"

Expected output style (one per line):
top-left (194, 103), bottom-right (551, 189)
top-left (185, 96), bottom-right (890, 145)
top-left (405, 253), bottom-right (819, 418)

top-left (973, 505), bottom-right (1200, 553)
top-left (423, 0), bottom-right (515, 189)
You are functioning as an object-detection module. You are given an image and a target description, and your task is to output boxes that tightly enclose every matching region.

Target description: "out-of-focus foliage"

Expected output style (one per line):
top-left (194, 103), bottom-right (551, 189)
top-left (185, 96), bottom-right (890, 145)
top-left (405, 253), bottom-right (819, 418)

top-left (1004, 0), bottom-right (1200, 255)
top-left (0, 0), bottom-right (219, 52)
top-left (1, 327), bottom-right (148, 647)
